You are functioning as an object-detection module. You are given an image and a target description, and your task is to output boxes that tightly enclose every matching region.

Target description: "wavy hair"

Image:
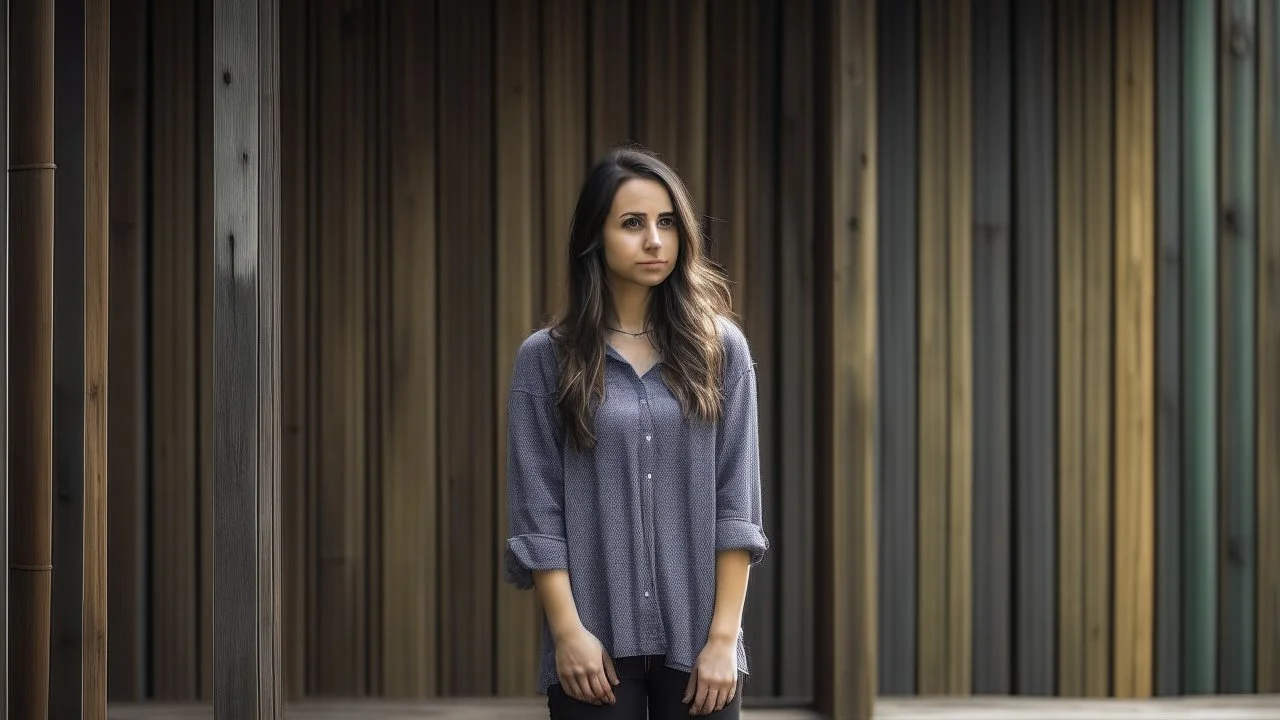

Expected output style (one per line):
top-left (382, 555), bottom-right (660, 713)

top-left (549, 146), bottom-right (734, 452)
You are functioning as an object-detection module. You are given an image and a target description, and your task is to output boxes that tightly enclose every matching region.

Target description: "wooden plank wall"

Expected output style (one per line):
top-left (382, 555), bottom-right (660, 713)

top-left (102, 0), bottom-right (1280, 703)
top-left (109, 0), bottom-right (822, 703)
top-left (871, 0), bottom-right (1280, 700)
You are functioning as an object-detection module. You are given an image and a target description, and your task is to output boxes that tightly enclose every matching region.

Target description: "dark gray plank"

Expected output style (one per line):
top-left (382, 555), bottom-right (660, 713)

top-left (212, 0), bottom-right (284, 714)
top-left (971, 0), bottom-right (1013, 695)
top-left (1013, 0), bottom-right (1057, 696)
top-left (51, 0), bottom-right (87, 713)
top-left (874, 0), bottom-right (918, 696)
top-left (1, 0), bottom-right (8, 711)
top-left (777, 0), bottom-right (815, 700)
top-left (1154, 0), bottom-right (1184, 697)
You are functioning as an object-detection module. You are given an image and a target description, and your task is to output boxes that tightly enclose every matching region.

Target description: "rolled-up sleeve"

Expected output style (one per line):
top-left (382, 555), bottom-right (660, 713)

top-left (503, 343), bottom-right (568, 590)
top-left (715, 365), bottom-right (769, 565)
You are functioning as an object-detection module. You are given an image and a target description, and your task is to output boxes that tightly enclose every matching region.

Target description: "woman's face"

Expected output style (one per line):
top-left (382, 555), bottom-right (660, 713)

top-left (601, 178), bottom-right (680, 292)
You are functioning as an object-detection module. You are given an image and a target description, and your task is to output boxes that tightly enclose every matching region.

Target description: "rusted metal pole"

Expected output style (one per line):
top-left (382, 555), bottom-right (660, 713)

top-left (8, 1), bottom-right (56, 718)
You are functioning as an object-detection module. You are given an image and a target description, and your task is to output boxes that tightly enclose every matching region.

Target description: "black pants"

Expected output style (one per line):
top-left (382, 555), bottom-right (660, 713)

top-left (547, 654), bottom-right (742, 719)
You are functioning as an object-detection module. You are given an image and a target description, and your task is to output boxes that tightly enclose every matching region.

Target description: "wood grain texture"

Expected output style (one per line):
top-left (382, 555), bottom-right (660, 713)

top-left (589, 0), bottom-right (631, 158)
top-left (1259, 0), bottom-right (1280, 694)
top-left (1112, 0), bottom-right (1157, 698)
top-left (198, 0), bottom-right (217, 699)
top-left (437, 0), bottom-right (495, 695)
top-left (1218, 0), bottom-right (1258, 693)
top-left (211, 0), bottom-right (284, 713)
top-left (775, 0), bottom-right (817, 700)
top-left (540, 0), bottom-right (585, 320)
top-left (51, 0), bottom-right (87, 712)
top-left (150, 0), bottom-right (201, 699)
top-left (1154, 0), bottom-right (1183, 697)
top-left (495, 0), bottom-right (541, 697)
top-left (84, 0), bottom-right (112, 715)
top-left (916, 0), bottom-right (950, 694)
top-left (1057, 0), bottom-right (1087, 694)
top-left (1013, 0), bottom-right (1057, 696)
top-left (0, 0), bottom-right (8, 709)
top-left (815, 0), bottom-right (877, 716)
top-left (107, 0), bottom-right (148, 702)
top-left (874, 0), bottom-right (918, 696)
top-left (971, 0), bottom-right (1012, 695)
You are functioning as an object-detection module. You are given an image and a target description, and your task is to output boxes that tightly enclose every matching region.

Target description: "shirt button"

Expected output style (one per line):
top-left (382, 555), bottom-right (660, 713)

top-left (644, 592), bottom-right (650, 598)
top-left (645, 435), bottom-right (651, 442)
top-left (646, 473), bottom-right (652, 480)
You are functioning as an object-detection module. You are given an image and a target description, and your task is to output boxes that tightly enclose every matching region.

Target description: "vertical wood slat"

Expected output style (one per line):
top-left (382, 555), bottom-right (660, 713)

top-left (303, 0), bottom-right (321, 694)
top-left (1112, 0), bottom-right (1157, 698)
top-left (1057, 0), bottom-right (1087, 695)
top-left (1082, 0), bottom-right (1116, 698)
top-left (198, 0), bottom-right (217, 699)
top-left (741, 0), bottom-right (780, 699)
top-left (588, 0), bottom-right (630, 159)
top-left (149, 0), bottom-right (201, 699)
top-left (1181, 0), bottom-right (1219, 695)
top-left (970, 0), bottom-right (1012, 695)
top-left (1, 0), bottom-right (9, 710)
top-left (874, 0), bottom-right (918, 696)
top-left (1013, 0), bottom-right (1057, 696)
top-left (51, 0), bottom-right (87, 711)
top-left (279, 0), bottom-right (306, 699)
top-left (540, 0), bottom-right (585, 321)
top-left (436, 0), bottom-right (495, 695)
top-left (1218, 0), bottom-right (1258, 693)
top-left (816, 0), bottom-right (877, 716)
top-left (915, 0), bottom-right (950, 694)
top-left (211, 0), bottom-right (284, 712)
top-left (7, 1), bottom-right (56, 714)
top-left (706, 0), bottom-right (747, 283)
top-left (380, 0), bottom-right (439, 699)
top-left (84, 0), bottom-right (111, 715)
top-left (1154, 0), bottom-right (1184, 697)
top-left (676, 0), bottom-right (707, 206)
top-left (107, 0), bottom-right (148, 701)
top-left (1258, 0), bottom-right (1280, 694)
top-left (314, 0), bottom-right (368, 694)
top-left (777, 0), bottom-right (818, 699)
top-left (944, 0), bottom-right (973, 695)
top-left (495, 0), bottom-right (541, 698)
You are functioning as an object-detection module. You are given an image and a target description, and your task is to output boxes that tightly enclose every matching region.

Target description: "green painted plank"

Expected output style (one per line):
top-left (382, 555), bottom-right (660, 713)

top-left (875, 0), bottom-right (918, 696)
top-left (1182, 0), bottom-right (1219, 695)
top-left (1155, 0), bottom-right (1184, 697)
top-left (1013, 0), bottom-right (1057, 695)
top-left (1219, 0), bottom-right (1257, 694)
top-left (971, 0), bottom-right (1012, 696)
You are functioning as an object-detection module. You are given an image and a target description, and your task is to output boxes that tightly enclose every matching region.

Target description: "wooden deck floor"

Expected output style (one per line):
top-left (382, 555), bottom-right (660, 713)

top-left (107, 695), bottom-right (1280, 719)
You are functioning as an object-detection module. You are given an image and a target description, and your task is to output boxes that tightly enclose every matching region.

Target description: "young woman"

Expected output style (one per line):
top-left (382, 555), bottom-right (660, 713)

top-left (502, 146), bottom-right (769, 719)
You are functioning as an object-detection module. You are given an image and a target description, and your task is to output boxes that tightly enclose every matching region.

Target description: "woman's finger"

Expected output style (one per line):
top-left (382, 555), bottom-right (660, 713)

top-left (588, 672), bottom-right (612, 704)
top-left (603, 653), bottom-right (621, 687)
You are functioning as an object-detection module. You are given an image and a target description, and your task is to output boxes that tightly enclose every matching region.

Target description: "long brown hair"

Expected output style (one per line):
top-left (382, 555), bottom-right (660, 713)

top-left (550, 146), bottom-right (734, 452)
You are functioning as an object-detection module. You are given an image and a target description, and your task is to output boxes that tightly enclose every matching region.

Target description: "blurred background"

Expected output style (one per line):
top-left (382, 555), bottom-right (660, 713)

top-left (30, 0), bottom-right (1278, 710)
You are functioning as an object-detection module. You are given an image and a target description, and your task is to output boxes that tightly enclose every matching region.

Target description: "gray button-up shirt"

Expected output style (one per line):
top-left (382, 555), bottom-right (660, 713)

top-left (502, 316), bottom-right (769, 695)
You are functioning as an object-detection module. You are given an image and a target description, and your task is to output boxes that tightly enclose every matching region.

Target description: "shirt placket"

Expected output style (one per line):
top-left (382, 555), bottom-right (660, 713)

top-left (636, 376), bottom-right (664, 640)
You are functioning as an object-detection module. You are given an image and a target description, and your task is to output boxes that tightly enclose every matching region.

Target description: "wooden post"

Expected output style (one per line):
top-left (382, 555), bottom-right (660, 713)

top-left (815, 0), bottom-right (876, 717)
top-left (1, 0), bottom-right (10, 714)
top-left (84, 0), bottom-right (111, 715)
top-left (211, 0), bottom-right (283, 716)
top-left (8, 1), bottom-right (55, 718)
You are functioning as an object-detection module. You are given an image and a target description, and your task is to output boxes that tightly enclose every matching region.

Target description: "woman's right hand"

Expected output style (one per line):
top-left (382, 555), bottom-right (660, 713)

top-left (553, 625), bottom-right (620, 705)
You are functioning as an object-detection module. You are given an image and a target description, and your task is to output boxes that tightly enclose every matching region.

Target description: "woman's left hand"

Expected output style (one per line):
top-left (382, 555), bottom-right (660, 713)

top-left (683, 636), bottom-right (738, 715)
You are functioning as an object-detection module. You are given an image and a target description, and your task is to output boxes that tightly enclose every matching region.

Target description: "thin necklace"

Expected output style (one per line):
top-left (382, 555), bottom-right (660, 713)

top-left (606, 325), bottom-right (651, 338)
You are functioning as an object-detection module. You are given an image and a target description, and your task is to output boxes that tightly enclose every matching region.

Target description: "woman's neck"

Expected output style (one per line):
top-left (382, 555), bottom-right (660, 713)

top-left (608, 284), bottom-right (652, 333)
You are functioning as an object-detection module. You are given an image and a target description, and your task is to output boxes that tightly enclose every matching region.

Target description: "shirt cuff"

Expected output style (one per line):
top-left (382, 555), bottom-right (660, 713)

top-left (715, 519), bottom-right (769, 566)
top-left (504, 533), bottom-right (569, 590)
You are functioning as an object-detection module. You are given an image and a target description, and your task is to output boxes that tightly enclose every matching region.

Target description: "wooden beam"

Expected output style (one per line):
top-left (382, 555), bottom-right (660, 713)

top-left (816, 0), bottom-right (876, 717)
top-left (8, 1), bottom-right (56, 717)
top-left (1, 0), bottom-right (9, 713)
top-left (211, 0), bottom-right (283, 715)
top-left (84, 0), bottom-right (111, 715)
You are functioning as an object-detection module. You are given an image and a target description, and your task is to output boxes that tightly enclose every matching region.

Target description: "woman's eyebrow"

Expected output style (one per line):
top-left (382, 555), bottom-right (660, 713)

top-left (617, 210), bottom-right (675, 218)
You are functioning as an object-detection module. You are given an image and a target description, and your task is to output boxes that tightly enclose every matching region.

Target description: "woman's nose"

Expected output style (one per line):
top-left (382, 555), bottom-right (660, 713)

top-left (645, 225), bottom-right (663, 248)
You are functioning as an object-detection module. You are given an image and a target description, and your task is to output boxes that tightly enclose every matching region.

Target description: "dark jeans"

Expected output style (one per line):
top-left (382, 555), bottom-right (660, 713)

top-left (547, 654), bottom-right (742, 719)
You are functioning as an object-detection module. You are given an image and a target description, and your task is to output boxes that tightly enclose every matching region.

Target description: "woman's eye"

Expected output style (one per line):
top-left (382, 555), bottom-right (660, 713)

top-left (657, 217), bottom-right (674, 228)
top-left (623, 217), bottom-right (642, 229)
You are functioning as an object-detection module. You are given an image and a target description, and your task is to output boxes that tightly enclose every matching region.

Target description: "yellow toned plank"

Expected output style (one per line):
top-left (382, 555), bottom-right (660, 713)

top-left (1057, 0), bottom-right (1087, 696)
top-left (945, 0), bottom-right (974, 696)
top-left (1112, 0), bottom-right (1157, 698)
top-left (916, 0), bottom-right (950, 696)
top-left (495, 0), bottom-right (542, 697)
top-left (541, 0), bottom-right (586, 320)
